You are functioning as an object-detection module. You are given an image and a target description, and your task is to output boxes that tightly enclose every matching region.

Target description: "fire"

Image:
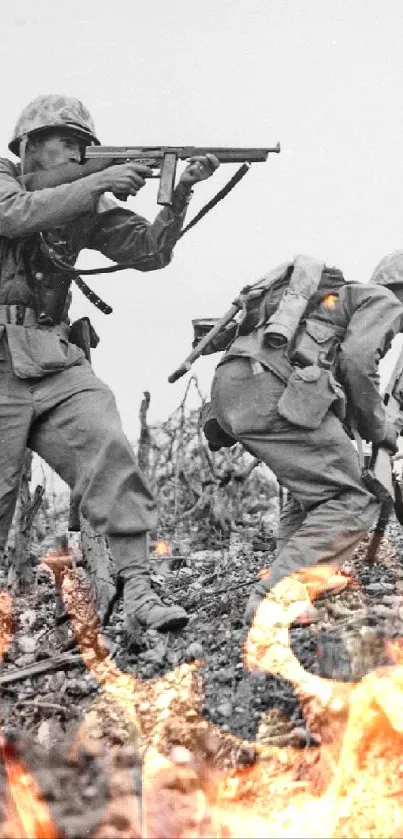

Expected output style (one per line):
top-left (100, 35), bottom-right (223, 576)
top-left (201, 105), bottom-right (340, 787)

top-left (1, 742), bottom-right (59, 839)
top-left (60, 556), bottom-right (403, 837)
top-left (153, 539), bottom-right (172, 557)
top-left (321, 293), bottom-right (338, 309)
top-left (0, 593), bottom-right (57, 839)
top-left (2, 541), bottom-right (403, 837)
top-left (236, 562), bottom-right (403, 837)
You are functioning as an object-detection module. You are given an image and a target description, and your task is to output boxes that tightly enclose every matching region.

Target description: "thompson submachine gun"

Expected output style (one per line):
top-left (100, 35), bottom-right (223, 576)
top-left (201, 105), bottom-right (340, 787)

top-left (85, 144), bottom-right (281, 206)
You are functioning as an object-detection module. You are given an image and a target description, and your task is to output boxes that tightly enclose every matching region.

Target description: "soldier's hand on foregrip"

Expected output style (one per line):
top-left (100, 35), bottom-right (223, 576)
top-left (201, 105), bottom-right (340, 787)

top-left (179, 153), bottom-right (220, 186)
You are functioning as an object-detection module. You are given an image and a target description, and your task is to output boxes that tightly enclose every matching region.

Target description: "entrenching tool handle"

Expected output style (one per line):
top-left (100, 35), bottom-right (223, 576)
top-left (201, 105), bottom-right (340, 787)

top-left (157, 152), bottom-right (177, 206)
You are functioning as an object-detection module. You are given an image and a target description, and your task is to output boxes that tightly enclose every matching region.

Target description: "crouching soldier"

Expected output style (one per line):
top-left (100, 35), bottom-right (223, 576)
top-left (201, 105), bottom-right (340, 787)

top-left (0, 94), bottom-right (219, 637)
top-left (205, 254), bottom-right (403, 623)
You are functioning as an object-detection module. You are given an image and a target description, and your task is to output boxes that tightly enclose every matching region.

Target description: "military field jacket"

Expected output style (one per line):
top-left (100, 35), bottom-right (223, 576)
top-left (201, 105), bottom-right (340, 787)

top-left (223, 281), bottom-right (403, 445)
top-left (0, 157), bottom-right (188, 310)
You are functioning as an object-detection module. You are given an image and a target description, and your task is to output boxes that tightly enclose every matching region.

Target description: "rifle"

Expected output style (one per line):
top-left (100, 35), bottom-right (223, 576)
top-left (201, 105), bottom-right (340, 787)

top-left (366, 342), bottom-right (403, 560)
top-left (168, 301), bottom-right (242, 383)
top-left (85, 144), bottom-right (281, 206)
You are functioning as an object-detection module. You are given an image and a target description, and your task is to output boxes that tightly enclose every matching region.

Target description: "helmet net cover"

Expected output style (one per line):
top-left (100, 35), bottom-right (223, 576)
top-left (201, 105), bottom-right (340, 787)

top-left (9, 94), bottom-right (100, 155)
top-left (370, 251), bottom-right (403, 288)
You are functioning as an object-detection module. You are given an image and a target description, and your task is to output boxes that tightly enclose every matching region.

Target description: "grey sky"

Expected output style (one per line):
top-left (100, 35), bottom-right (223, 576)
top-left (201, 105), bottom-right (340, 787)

top-left (1, 0), bottom-right (403, 444)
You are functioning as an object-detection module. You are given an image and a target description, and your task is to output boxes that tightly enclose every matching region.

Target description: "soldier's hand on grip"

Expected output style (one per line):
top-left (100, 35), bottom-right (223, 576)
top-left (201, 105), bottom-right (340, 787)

top-left (98, 162), bottom-right (153, 198)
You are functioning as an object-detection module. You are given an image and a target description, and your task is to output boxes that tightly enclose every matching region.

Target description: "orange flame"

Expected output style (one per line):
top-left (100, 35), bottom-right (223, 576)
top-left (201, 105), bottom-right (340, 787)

top-left (59, 553), bottom-right (403, 838)
top-left (2, 538), bottom-right (403, 838)
top-left (153, 539), bottom-right (172, 557)
top-left (321, 293), bottom-right (338, 309)
top-left (0, 591), bottom-right (58, 838)
top-left (2, 744), bottom-right (59, 839)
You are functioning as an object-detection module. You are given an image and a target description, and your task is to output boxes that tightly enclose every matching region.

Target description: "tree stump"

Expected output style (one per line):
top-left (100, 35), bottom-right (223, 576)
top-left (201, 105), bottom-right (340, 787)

top-left (138, 390), bottom-right (152, 476)
top-left (8, 451), bottom-right (45, 593)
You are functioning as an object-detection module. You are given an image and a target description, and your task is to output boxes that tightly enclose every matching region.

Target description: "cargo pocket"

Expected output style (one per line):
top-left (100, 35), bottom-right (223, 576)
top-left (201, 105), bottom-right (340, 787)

top-left (211, 361), bottom-right (286, 436)
top-left (277, 365), bottom-right (340, 429)
top-left (6, 325), bottom-right (83, 378)
top-left (292, 318), bottom-right (345, 367)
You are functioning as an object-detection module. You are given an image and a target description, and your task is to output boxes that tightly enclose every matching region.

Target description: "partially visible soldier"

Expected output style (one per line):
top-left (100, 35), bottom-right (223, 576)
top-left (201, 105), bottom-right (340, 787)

top-left (0, 94), bottom-right (219, 637)
top-left (205, 254), bottom-right (403, 623)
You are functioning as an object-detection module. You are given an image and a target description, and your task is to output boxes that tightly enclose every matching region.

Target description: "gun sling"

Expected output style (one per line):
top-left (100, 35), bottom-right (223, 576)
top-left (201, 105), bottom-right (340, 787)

top-left (38, 164), bottom-right (254, 316)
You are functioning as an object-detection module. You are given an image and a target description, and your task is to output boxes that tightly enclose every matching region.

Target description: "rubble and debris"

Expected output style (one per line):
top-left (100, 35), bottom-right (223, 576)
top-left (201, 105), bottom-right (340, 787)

top-left (0, 385), bottom-right (403, 836)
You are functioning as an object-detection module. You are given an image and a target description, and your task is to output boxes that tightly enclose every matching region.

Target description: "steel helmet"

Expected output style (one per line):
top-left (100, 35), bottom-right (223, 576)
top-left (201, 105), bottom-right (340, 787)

top-left (370, 251), bottom-right (403, 288)
top-left (9, 94), bottom-right (100, 156)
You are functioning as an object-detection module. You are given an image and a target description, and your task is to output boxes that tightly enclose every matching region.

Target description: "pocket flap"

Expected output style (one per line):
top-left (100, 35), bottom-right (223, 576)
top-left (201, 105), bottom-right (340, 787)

top-left (304, 319), bottom-right (338, 344)
top-left (278, 366), bottom-right (336, 429)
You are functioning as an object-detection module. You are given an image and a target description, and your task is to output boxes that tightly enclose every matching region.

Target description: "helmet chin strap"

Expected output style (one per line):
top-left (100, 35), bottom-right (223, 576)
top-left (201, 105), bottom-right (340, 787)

top-left (19, 135), bottom-right (28, 177)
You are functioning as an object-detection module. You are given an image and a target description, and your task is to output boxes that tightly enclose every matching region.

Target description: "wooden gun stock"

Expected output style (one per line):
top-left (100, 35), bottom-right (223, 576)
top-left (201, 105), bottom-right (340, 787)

top-left (168, 300), bottom-right (242, 383)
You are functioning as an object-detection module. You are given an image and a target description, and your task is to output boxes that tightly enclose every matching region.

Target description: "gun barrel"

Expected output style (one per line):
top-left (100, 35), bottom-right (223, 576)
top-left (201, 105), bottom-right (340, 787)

top-left (85, 144), bottom-right (281, 163)
top-left (178, 146), bottom-right (281, 162)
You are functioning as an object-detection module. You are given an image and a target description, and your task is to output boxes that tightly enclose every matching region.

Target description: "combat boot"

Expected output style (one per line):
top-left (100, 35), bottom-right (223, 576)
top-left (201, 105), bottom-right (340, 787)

top-left (107, 533), bottom-right (189, 637)
top-left (125, 594), bottom-right (189, 633)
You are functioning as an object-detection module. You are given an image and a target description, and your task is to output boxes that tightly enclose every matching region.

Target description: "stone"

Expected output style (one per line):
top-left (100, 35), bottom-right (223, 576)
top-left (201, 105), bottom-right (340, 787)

top-left (185, 642), bottom-right (204, 661)
top-left (17, 636), bottom-right (37, 655)
top-left (216, 701), bottom-right (233, 718)
top-left (19, 609), bottom-right (39, 630)
top-left (36, 719), bottom-right (63, 749)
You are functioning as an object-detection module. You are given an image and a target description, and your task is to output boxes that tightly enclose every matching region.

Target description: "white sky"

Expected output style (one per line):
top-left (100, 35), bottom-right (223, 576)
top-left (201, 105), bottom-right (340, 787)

top-left (2, 0), bottom-right (403, 445)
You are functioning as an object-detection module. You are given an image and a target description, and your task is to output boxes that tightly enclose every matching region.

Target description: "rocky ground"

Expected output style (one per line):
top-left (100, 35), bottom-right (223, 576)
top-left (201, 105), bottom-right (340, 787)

top-left (0, 513), bottom-right (403, 837)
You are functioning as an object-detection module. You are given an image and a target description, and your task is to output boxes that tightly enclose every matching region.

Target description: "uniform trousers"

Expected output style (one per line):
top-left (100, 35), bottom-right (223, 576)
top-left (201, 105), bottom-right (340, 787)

top-left (211, 357), bottom-right (379, 591)
top-left (0, 341), bottom-right (156, 603)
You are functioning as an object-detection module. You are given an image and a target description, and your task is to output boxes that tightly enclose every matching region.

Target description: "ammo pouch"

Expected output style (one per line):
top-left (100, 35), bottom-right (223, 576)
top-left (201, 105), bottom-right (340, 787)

top-left (201, 402), bottom-right (237, 451)
top-left (292, 317), bottom-right (346, 367)
top-left (277, 364), bottom-right (346, 430)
